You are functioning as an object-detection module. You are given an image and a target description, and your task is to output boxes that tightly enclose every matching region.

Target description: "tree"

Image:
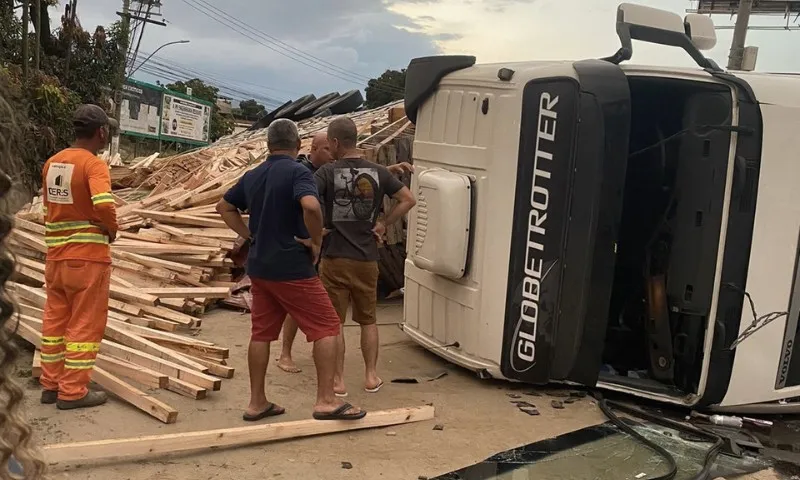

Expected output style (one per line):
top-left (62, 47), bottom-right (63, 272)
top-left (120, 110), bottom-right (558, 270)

top-left (165, 78), bottom-right (234, 142)
top-left (238, 99), bottom-right (266, 120)
top-left (365, 69), bottom-right (405, 109)
top-left (0, 1), bottom-right (119, 191)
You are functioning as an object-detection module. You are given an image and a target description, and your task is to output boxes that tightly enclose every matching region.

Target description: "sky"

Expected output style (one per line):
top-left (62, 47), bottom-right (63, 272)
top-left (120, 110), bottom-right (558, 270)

top-left (57, 0), bottom-right (800, 109)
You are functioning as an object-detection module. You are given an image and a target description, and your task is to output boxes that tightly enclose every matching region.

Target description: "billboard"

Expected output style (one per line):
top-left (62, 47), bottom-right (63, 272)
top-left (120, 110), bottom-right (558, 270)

top-left (119, 79), bottom-right (162, 140)
top-left (691, 0), bottom-right (800, 15)
top-left (160, 93), bottom-right (212, 144)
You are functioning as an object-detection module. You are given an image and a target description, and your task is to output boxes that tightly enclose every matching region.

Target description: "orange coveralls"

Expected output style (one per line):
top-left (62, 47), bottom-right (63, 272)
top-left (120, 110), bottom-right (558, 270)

top-left (40, 148), bottom-right (118, 401)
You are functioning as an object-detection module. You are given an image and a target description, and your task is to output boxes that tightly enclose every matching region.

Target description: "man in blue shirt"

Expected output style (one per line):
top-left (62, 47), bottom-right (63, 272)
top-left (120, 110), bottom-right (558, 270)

top-left (217, 119), bottom-right (365, 421)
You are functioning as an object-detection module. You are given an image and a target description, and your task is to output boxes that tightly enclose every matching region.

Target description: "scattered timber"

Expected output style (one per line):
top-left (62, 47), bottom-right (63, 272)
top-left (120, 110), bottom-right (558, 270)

top-left (43, 405), bottom-right (435, 464)
top-left (8, 101), bottom-right (414, 422)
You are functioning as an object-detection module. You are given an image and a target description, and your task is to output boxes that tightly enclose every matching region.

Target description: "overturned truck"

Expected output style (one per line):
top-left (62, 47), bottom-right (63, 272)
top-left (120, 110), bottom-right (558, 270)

top-left (401, 3), bottom-right (800, 414)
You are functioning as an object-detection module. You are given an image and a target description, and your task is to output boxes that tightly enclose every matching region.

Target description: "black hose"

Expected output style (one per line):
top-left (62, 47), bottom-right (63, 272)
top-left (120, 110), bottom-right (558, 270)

top-left (597, 398), bottom-right (678, 480)
top-left (597, 396), bottom-right (724, 480)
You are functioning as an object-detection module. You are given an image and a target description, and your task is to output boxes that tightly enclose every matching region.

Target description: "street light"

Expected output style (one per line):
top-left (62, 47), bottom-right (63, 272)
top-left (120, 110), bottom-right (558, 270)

top-left (127, 39), bottom-right (190, 79)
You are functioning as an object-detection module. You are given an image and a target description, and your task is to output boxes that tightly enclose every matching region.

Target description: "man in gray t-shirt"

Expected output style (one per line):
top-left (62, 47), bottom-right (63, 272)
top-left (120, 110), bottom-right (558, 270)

top-left (314, 117), bottom-right (416, 396)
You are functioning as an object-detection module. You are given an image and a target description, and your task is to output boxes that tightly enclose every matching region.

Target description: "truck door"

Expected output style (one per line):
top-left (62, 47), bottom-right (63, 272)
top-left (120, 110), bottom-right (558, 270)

top-left (500, 60), bottom-right (632, 387)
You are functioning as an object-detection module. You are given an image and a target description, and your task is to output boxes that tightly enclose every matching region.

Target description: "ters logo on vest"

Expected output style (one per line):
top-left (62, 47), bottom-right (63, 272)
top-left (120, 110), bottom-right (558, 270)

top-left (46, 163), bottom-right (75, 205)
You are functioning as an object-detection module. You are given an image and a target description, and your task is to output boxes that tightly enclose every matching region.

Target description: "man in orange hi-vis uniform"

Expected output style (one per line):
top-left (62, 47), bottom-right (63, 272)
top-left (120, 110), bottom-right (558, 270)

top-left (40, 104), bottom-right (119, 410)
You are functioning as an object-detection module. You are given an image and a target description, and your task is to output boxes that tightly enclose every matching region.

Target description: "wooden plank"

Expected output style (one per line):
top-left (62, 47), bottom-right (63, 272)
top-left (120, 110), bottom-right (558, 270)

top-left (180, 354), bottom-right (235, 379)
top-left (32, 350), bottom-right (41, 378)
top-left (146, 338), bottom-right (228, 360)
top-left (43, 406), bottom-right (434, 464)
top-left (166, 377), bottom-right (207, 400)
top-left (357, 117), bottom-right (407, 147)
top-left (14, 217), bottom-right (47, 235)
top-left (132, 210), bottom-right (228, 229)
top-left (95, 355), bottom-right (169, 389)
top-left (178, 228), bottom-right (238, 240)
top-left (114, 244), bottom-right (218, 256)
top-left (108, 320), bottom-right (214, 346)
top-left (11, 283), bottom-right (46, 309)
top-left (16, 302), bottom-right (44, 319)
top-left (173, 235), bottom-right (227, 249)
top-left (103, 324), bottom-right (209, 372)
top-left (15, 265), bottom-right (45, 284)
top-left (137, 304), bottom-right (200, 327)
top-left (112, 251), bottom-right (193, 274)
top-left (108, 299), bottom-right (142, 317)
top-left (149, 223), bottom-right (188, 237)
top-left (10, 229), bottom-right (48, 253)
top-left (109, 285), bottom-right (160, 307)
top-left (15, 256), bottom-right (45, 272)
top-left (376, 121), bottom-right (412, 149)
top-left (140, 315), bottom-right (180, 332)
top-left (100, 341), bottom-right (221, 391)
top-left (124, 316), bottom-right (155, 328)
top-left (140, 287), bottom-right (231, 299)
top-left (91, 367), bottom-right (178, 424)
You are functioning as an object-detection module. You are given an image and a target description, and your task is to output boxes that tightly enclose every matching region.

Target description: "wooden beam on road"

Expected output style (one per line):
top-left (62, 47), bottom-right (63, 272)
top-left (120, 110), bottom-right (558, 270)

top-left (44, 406), bottom-right (435, 464)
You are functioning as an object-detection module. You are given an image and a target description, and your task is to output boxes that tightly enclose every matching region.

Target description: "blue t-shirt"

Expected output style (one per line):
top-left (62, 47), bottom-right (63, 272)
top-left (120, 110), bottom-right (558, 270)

top-left (223, 154), bottom-right (319, 281)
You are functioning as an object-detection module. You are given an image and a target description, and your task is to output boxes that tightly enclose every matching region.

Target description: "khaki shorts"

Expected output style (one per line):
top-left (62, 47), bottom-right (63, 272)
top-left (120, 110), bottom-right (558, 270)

top-left (319, 257), bottom-right (379, 325)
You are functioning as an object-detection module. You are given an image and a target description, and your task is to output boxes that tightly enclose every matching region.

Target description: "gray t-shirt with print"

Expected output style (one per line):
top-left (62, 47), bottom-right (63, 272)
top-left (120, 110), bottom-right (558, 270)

top-left (315, 158), bottom-right (404, 262)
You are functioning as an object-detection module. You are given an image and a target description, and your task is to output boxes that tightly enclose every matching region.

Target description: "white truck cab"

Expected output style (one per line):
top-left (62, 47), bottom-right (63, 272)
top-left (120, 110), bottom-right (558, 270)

top-left (401, 3), bottom-right (800, 414)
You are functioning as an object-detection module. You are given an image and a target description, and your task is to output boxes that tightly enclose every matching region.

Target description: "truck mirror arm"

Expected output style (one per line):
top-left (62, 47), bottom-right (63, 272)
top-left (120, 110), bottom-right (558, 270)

top-left (601, 15), bottom-right (722, 73)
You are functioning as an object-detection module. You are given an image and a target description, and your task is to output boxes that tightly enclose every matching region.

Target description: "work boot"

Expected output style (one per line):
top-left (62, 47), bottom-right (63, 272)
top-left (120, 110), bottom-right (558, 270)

top-left (56, 391), bottom-right (108, 410)
top-left (40, 390), bottom-right (58, 405)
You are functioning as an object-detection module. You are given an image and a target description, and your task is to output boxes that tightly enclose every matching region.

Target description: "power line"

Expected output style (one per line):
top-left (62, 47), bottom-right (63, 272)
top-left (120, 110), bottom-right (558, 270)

top-left (134, 50), bottom-right (301, 98)
top-left (190, 0), bottom-right (373, 84)
top-left (136, 61), bottom-right (284, 108)
top-left (134, 54), bottom-right (287, 106)
top-left (176, 0), bottom-right (406, 97)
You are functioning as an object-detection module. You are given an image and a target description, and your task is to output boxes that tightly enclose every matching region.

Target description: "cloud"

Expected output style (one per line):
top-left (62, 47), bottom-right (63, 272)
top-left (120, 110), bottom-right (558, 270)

top-left (58, 0), bottom-right (800, 109)
top-left (391, 0), bottom-right (800, 72)
top-left (59, 0), bottom-right (443, 105)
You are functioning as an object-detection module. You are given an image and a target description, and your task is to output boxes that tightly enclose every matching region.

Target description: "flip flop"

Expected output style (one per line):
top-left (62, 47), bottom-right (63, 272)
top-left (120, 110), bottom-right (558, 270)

top-left (365, 381), bottom-right (384, 393)
top-left (313, 403), bottom-right (367, 421)
top-left (243, 403), bottom-right (286, 422)
top-left (335, 391), bottom-right (349, 398)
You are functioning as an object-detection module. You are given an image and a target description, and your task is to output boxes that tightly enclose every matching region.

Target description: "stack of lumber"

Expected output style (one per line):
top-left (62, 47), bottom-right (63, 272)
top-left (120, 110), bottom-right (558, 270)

top-left (6, 101), bottom-right (416, 422)
top-left (8, 276), bottom-right (234, 424)
top-left (12, 100), bottom-right (413, 312)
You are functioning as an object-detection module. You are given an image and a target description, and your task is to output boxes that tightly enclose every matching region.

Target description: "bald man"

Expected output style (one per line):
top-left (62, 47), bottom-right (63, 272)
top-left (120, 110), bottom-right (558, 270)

top-left (276, 129), bottom-right (416, 374)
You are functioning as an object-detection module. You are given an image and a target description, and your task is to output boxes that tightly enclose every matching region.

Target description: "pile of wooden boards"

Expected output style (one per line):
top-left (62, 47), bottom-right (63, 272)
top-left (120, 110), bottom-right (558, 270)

top-left (106, 101), bottom-right (414, 301)
top-left (6, 102), bottom-right (416, 422)
top-left (9, 212), bottom-right (237, 423)
top-left (7, 276), bottom-right (234, 424)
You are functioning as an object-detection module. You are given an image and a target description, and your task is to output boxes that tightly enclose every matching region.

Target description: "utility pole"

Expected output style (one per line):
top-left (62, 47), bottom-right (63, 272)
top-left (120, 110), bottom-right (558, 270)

top-left (727, 0), bottom-right (753, 70)
top-left (21, 0), bottom-right (29, 80)
top-left (111, 0), bottom-right (131, 156)
top-left (64, 0), bottom-right (78, 83)
top-left (34, 0), bottom-right (41, 70)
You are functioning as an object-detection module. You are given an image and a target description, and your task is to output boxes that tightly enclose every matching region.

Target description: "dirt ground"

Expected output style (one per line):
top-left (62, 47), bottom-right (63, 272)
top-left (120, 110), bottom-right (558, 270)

top-left (17, 303), bottom-right (783, 480)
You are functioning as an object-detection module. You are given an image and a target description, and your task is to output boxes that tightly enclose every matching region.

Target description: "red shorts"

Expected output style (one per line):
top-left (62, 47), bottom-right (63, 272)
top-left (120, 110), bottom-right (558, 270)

top-left (250, 276), bottom-right (341, 342)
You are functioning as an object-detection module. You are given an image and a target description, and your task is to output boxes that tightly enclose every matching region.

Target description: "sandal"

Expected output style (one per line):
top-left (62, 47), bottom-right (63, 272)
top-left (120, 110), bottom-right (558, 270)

top-left (243, 403), bottom-right (286, 422)
top-left (313, 403), bottom-right (367, 421)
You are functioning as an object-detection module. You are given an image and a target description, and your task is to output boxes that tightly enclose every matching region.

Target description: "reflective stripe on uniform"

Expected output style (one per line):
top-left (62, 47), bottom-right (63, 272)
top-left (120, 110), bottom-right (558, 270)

top-left (64, 359), bottom-right (95, 370)
top-left (91, 193), bottom-right (114, 205)
top-left (65, 342), bottom-right (101, 353)
top-left (40, 352), bottom-right (65, 363)
top-left (41, 336), bottom-right (65, 346)
top-left (45, 233), bottom-right (109, 248)
top-left (45, 220), bottom-right (95, 232)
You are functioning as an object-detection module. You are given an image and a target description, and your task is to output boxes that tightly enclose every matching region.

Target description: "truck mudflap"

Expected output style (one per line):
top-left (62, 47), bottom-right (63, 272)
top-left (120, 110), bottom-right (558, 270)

top-left (501, 60), bottom-right (632, 386)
